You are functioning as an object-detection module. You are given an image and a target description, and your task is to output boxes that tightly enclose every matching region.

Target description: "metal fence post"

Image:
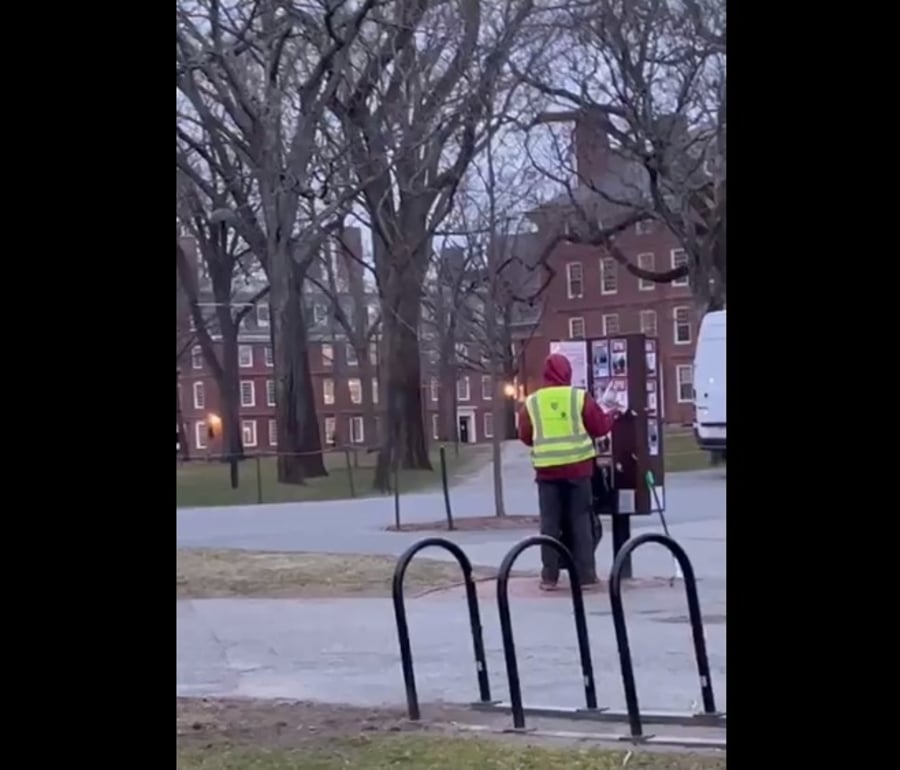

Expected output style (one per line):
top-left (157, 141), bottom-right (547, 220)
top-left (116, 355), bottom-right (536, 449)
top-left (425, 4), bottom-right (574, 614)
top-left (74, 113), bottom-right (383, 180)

top-left (344, 448), bottom-right (356, 498)
top-left (439, 446), bottom-right (454, 530)
top-left (255, 455), bottom-right (263, 504)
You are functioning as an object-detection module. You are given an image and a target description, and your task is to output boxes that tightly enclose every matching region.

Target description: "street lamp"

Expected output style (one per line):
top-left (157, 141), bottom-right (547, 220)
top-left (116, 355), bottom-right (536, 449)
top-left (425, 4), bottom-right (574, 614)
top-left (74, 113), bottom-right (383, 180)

top-left (503, 383), bottom-right (516, 398)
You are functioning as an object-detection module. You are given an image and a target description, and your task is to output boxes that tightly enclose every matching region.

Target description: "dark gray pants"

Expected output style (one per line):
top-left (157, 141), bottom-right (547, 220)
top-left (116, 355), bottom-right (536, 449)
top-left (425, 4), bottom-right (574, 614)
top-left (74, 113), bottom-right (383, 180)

top-left (538, 478), bottom-right (597, 585)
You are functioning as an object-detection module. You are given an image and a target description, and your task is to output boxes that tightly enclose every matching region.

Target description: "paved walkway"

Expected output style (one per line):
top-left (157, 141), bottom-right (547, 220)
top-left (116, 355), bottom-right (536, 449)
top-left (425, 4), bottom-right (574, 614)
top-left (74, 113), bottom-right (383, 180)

top-left (177, 444), bottom-right (726, 714)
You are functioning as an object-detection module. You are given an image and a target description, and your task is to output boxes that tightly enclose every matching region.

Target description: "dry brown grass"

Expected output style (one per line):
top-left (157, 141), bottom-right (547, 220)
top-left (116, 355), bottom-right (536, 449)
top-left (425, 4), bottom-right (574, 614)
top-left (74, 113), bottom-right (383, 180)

top-left (176, 549), bottom-right (500, 599)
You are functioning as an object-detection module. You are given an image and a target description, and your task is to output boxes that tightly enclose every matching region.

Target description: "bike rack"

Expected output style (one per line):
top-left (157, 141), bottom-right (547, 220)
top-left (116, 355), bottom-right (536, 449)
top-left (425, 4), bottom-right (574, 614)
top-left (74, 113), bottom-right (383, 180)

top-left (610, 532), bottom-right (724, 739)
top-left (496, 535), bottom-right (598, 730)
top-left (392, 537), bottom-right (493, 721)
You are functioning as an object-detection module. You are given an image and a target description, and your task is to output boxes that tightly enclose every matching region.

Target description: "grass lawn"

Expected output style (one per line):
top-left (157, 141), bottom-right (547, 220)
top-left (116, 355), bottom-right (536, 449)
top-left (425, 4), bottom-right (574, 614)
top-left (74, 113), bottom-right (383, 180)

top-left (665, 428), bottom-right (720, 473)
top-left (177, 699), bottom-right (725, 770)
top-left (177, 549), bottom-right (501, 599)
top-left (178, 736), bottom-right (726, 769)
top-left (176, 444), bottom-right (490, 508)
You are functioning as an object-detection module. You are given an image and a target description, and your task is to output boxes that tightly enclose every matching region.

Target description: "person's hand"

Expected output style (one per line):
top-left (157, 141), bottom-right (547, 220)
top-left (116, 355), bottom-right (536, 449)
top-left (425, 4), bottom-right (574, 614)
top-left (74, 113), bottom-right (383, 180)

top-left (600, 383), bottom-right (623, 413)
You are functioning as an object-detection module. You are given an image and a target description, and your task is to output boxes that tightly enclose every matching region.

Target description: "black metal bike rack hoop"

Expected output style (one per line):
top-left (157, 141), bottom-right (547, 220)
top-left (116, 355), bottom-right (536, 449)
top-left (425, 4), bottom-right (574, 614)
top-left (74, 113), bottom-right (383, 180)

top-left (392, 537), bottom-right (492, 721)
top-left (497, 535), bottom-right (598, 730)
top-left (609, 533), bottom-right (720, 739)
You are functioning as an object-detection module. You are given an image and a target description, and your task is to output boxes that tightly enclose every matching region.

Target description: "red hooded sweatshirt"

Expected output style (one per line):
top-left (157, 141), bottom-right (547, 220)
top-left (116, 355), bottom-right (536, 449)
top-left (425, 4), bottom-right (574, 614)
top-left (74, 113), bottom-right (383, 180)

top-left (518, 353), bottom-right (615, 481)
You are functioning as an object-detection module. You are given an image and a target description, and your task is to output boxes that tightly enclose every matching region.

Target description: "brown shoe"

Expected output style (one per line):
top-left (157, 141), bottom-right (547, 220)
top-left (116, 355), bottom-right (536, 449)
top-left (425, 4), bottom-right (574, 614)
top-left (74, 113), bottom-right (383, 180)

top-left (539, 581), bottom-right (559, 592)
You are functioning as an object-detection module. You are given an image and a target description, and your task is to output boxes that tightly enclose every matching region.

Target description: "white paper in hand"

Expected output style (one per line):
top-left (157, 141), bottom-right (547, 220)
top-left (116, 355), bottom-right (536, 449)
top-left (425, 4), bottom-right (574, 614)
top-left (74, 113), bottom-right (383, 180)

top-left (600, 381), bottom-right (622, 411)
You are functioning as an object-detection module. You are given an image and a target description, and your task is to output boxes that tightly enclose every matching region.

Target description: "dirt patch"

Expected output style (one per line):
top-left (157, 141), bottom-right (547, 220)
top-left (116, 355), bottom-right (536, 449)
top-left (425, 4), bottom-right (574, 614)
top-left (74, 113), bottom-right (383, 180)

top-left (176, 549), bottom-right (500, 599)
top-left (388, 515), bottom-right (540, 532)
top-left (177, 698), bottom-right (726, 769)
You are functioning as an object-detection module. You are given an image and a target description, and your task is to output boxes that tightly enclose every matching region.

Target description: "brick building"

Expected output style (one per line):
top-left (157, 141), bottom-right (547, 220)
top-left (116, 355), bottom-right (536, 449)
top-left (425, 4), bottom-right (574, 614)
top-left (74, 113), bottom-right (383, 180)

top-left (511, 112), bottom-right (700, 425)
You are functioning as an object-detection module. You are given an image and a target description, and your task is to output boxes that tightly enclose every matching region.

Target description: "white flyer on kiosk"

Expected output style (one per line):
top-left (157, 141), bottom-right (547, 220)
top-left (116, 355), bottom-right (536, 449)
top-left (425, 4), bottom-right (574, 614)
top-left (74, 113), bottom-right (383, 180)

top-left (549, 340), bottom-right (588, 390)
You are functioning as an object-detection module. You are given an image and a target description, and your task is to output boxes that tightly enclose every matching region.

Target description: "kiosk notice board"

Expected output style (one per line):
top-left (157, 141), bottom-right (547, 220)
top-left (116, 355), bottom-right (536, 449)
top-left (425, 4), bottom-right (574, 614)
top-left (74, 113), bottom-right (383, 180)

top-left (550, 334), bottom-right (666, 573)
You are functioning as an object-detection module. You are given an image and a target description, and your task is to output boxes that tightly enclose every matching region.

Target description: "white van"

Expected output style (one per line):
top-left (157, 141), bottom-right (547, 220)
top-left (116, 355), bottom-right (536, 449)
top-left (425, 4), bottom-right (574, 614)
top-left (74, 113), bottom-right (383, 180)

top-left (693, 309), bottom-right (726, 452)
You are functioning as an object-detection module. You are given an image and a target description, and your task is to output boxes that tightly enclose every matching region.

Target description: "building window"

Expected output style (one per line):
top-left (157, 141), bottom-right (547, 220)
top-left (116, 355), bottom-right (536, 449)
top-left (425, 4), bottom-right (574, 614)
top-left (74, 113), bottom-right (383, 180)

top-left (268, 418), bottom-right (277, 446)
top-left (323, 378), bottom-right (335, 405)
top-left (484, 412), bottom-right (494, 438)
top-left (264, 346), bottom-right (274, 367)
top-left (603, 314), bottom-right (620, 336)
top-left (238, 345), bottom-right (253, 368)
top-left (369, 341), bottom-right (378, 365)
top-left (312, 304), bottom-right (327, 325)
top-left (430, 377), bottom-right (439, 401)
top-left (348, 378), bottom-right (362, 404)
top-left (676, 365), bottom-right (694, 403)
top-left (367, 303), bottom-right (379, 329)
top-left (240, 380), bottom-right (256, 407)
top-left (457, 376), bottom-right (470, 401)
top-left (346, 344), bottom-right (358, 366)
top-left (671, 249), bottom-right (690, 287)
top-left (324, 416), bottom-right (336, 445)
top-left (266, 379), bottom-right (275, 407)
top-left (636, 220), bottom-right (654, 236)
top-left (241, 419), bottom-right (258, 447)
top-left (257, 303), bottom-right (270, 328)
top-left (566, 262), bottom-right (584, 298)
top-left (600, 257), bottom-right (617, 295)
top-left (192, 381), bottom-right (205, 409)
top-left (568, 316), bottom-right (585, 339)
top-left (349, 416), bottom-right (365, 444)
top-left (674, 306), bottom-right (692, 345)
top-left (432, 413), bottom-right (440, 439)
top-left (195, 421), bottom-right (207, 450)
top-left (372, 378), bottom-right (379, 404)
top-left (189, 315), bottom-right (196, 332)
top-left (455, 343), bottom-right (468, 364)
top-left (637, 253), bottom-right (655, 291)
top-left (481, 375), bottom-right (492, 400)
top-left (640, 310), bottom-right (658, 337)
top-left (191, 346), bottom-right (203, 370)
top-left (322, 344), bottom-right (334, 368)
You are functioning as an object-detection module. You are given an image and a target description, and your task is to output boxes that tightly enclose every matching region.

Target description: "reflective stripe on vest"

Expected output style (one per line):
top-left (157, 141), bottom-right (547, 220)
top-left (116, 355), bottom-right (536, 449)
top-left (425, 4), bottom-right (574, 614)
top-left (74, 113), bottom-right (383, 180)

top-left (525, 386), bottom-right (596, 468)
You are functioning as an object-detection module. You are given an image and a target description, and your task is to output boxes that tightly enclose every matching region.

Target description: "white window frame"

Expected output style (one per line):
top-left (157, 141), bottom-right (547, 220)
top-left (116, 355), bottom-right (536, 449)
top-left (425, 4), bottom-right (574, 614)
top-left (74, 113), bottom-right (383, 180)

top-left (266, 379), bottom-right (275, 407)
top-left (602, 313), bottom-right (620, 337)
top-left (481, 375), bottom-right (492, 400)
top-left (348, 377), bottom-right (362, 405)
top-left (349, 416), bottom-right (365, 444)
top-left (322, 343), bottom-right (334, 368)
top-left (457, 376), bottom-right (470, 401)
top-left (238, 345), bottom-right (253, 368)
top-left (256, 303), bottom-right (270, 328)
top-left (455, 343), bottom-right (469, 363)
top-left (673, 306), bottom-right (692, 345)
top-left (483, 411), bottom-right (494, 438)
top-left (640, 310), bottom-right (658, 337)
top-left (345, 344), bottom-right (358, 367)
top-left (195, 421), bottom-right (207, 450)
top-left (637, 253), bottom-right (656, 291)
top-left (676, 364), bottom-right (694, 403)
top-left (430, 377), bottom-right (439, 402)
top-left (600, 257), bottom-right (618, 295)
top-left (268, 418), bottom-right (277, 446)
top-left (372, 378), bottom-right (379, 404)
top-left (369, 341), bottom-right (378, 365)
top-left (264, 346), bottom-right (274, 367)
top-left (671, 249), bottom-right (690, 287)
top-left (324, 416), bottom-right (336, 445)
top-left (568, 316), bottom-right (585, 339)
top-left (240, 380), bottom-right (256, 407)
top-left (323, 378), bottom-right (335, 405)
top-left (192, 381), bottom-right (205, 410)
top-left (241, 419), bottom-right (258, 448)
top-left (312, 304), bottom-right (327, 325)
top-left (432, 413), bottom-right (440, 440)
top-left (636, 220), bottom-right (654, 236)
top-left (191, 346), bottom-right (203, 370)
top-left (566, 262), bottom-right (584, 299)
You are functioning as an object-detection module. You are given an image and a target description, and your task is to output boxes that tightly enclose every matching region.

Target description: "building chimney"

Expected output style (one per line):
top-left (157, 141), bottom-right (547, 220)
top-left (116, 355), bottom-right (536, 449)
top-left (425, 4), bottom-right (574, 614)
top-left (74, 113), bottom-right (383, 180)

top-left (573, 109), bottom-right (611, 187)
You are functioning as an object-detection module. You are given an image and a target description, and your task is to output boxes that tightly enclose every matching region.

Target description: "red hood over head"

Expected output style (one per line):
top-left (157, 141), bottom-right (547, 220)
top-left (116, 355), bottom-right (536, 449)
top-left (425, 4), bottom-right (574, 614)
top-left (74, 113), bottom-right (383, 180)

top-left (543, 353), bottom-right (572, 386)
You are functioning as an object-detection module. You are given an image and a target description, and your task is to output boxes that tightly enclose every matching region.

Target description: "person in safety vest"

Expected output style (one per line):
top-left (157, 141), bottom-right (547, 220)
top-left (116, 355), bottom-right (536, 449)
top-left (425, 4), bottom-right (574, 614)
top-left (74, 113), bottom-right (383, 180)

top-left (518, 353), bottom-right (621, 591)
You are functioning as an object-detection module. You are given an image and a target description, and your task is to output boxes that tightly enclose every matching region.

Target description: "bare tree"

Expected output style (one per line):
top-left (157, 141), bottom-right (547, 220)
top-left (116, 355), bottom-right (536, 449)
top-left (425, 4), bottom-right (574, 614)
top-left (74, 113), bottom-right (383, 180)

top-left (328, 0), bottom-right (539, 491)
top-left (176, 0), bottom-right (380, 483)
top-left (518, 0), bottom-right (726, 312)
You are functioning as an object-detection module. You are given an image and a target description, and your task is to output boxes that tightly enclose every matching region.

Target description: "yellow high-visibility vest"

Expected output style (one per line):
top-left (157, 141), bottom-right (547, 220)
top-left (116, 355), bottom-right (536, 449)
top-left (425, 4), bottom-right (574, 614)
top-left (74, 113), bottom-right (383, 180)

top-left (525, 386), bottom-right (596, 468)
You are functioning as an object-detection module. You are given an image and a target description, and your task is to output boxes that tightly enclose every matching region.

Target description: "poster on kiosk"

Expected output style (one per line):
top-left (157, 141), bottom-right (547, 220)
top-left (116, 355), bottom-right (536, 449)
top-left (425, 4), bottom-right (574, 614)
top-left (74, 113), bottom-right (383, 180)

top-left (549, 334), bottom-right (666, 519)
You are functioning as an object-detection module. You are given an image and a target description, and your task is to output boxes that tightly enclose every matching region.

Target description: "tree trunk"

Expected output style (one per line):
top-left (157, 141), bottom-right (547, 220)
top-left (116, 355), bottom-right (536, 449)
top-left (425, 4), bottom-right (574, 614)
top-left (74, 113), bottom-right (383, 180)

top-left (271, 252), bottom-right (327, 483)
top-left (373, 273), bottom-right (431, 491)
top-left (219, 329), bottom-right (245, 462)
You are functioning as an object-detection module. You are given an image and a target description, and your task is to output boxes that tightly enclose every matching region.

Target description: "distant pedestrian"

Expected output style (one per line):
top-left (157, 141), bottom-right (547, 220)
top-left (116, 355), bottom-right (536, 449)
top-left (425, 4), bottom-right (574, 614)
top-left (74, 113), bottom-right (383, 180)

top-left (518, 353), bottom-right (622, 591)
